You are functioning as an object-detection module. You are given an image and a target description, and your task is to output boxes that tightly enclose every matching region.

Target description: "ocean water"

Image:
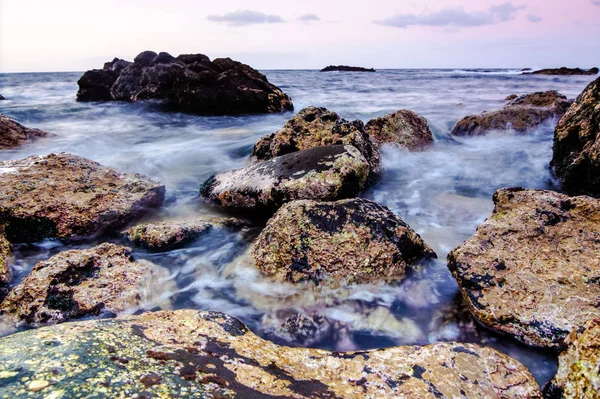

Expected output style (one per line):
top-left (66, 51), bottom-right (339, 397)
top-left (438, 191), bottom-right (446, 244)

top-left (0, 69), bottom-right (597, 386)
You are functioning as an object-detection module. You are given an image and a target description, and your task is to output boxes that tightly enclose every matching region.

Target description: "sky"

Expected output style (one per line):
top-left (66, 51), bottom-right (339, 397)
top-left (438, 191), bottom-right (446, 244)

top-left (1, 0), bottom-right (599, 72)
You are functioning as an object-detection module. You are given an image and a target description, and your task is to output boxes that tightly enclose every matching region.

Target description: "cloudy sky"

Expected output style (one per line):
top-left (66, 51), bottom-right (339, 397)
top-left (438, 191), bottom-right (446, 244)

top-left (1, 0), bottom-right (599, 72)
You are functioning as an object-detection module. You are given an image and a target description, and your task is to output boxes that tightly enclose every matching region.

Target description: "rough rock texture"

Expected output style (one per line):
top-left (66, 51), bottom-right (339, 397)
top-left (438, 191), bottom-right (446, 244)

top-left (251, 198), bottom-right (436, 284)
top-left (531, 67), bottom-right (599, 76)
top-left (251, 106), bottom-right (380, 181)
top-left (0, 230), bottom-right (10, 294)
top-left (0, 243), bottom-right (171, 326)
top-left (505, 94), bottom-right (518, 101)
top-left (545, 318), bottom-right (600, 399)
top-left (77, 51), bottom-right (293, 115)
top-left (201, 145), bottom-right (370, 215)
top-left (0, 309), bottom-right (543, 399)
top-left (365, 109), bottom-right (434, 150)
top-left (320, 65), bottom-right (376, 72)
top-left (448, 188), bottom-right (600, 348)
top-left (451, 91), bottom-right (572, 136)
top-left (0, 114), bottom-right (49, 149)
top-left (0, 153), bottom-right (165, 242)
top-left (550, 77), bottom-right (600, 197)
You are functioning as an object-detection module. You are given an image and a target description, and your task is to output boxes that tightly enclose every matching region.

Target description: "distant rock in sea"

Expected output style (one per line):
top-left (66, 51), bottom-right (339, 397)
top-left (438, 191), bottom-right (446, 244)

top-left (320, 65), bottom-right (376, 72)
top-left (528, 67), bottom-right (599, 76)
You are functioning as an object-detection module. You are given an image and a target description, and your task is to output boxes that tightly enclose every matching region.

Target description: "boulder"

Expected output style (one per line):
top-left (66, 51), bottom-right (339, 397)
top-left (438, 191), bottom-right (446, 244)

top-left (0, 309), bottom-right (543, 398)
top-left (550, 77), bottom-right (600, 197)
top-left (530, 67), bottom-right (599, 76)
top-left (451, 91), bottom-right (572, 136)
top-left (251, 198), bottom-right (436, 284)
top-left (0, 114), bottom-right (49, 149)
top-left (365, 109), bottom-right (434, 150)
top-left (321, 65), bottom-right (376, 72)
top-left (77, 51), bottom-right (294, 115)
top-left (544, 318), bottom-right (600, 399)
top-left (0, 153), bottom-right (165, 242)
top-left (447, 188), bottom-right (600, 348)
top-left (0, 243), bottom-right (171, 326)
top-left (201, 145), bottom-right (370, 215)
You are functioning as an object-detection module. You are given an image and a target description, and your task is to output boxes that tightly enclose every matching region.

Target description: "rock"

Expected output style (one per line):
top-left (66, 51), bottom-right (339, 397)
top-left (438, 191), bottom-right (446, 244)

top-left (251, 198), bottom-right (436, 284)
top-left (0, 243), bottom-right (171, 326)
top-left (0, 153), bottom-right (165, 242)
top-left (0, 309), bottom-right (543, 398)
top-left (0, 114), bottom-right (49, 149)
top-left (77, 51), bottom-right (294, 115)
top-left (0, 94), bottom-right (5, 100)
top-left (0, 230), bottom-right (10, 299)
top-left (544, 318), bottom-right (600, 399)
top-left (550, 77), bottom-right (600, 197)
top-left (451, 91), bottom-right (572, 136)
top-left (530, 67), bottom-right (599, 76)
top-left (251, 106), bottom-right (380, 181)
top-left (447, 187), bottom-right (600, 348)
top-left (201, 145), bottom-right (370, 215)
top-left (365, 109), bottom-right (434, 150)
top-left (321, 65), bottom-right (376, 72)
top-left (505, 94), bottom-right (518, 101)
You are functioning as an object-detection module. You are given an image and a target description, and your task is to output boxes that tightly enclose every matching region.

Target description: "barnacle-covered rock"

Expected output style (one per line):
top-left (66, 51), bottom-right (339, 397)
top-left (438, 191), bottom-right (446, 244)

top-left (365, 109), bottom-right (434, 150)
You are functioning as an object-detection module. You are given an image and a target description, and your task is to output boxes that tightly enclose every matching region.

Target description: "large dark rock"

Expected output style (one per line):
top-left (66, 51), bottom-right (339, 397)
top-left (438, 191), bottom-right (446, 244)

top-left (321, 65), bottom-right (376, 72)
top-left (452, 91), bottom-right (572, 136)
top-left (365, 109), bottom-right (434, 150)
top-left (0, 309), bottom-right (543, 398)
top-left (0, 153), bottom-right (165, 242)
top-left (550, 77), bottom-right (600, 197)
top-left (448, 188), bottom-right (600, 348)
top-left (0, 114), bottom-right (49, 149)
top-left (77, 51), bottom-right (293, 115)
top-left (530, 67), bottom-right (599, 76)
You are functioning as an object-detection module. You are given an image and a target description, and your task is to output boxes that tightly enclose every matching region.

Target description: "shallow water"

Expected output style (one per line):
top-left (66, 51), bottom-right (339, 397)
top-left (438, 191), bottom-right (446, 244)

top-left (0, 69), bottom-right (597, 386)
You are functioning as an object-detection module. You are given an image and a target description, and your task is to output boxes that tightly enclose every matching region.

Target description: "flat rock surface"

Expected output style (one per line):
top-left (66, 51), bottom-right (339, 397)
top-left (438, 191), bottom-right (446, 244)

top-left (448, 188), bottom-right (600, 348)
top-left (0, 114), bottom-right (49, 149)
top-left (0, 153), bottom-right (165, 242)
top-left (365, 109), bottom-right (434, 150)
top-left (0, 309), bottom-right (542, 398)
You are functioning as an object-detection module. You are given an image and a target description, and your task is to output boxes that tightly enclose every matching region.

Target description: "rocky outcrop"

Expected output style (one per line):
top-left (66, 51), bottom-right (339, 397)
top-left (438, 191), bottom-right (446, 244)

top-left (0, 309), bottom-right (543, 398)
top-left (530, 67), bottom-right (599, 76)
top-left (0, 230), bottom-right (10, 298)
top-left (0, 153), bottom-right (165, 242)
top-left (448, 188), bottom-right (600, 348)
top-left (251, 198), bottom-right (436, 284)
top-left (505, 94), bottom-right (518, 101)
top-left (77, 51), bottom-right (293, 115)
top-left (201, 145), bottom-right (370, 215)
top-left (545, 318), bottom-right (600, 399)
top-left (321, 65), bottom-right (376, 72)
top-left (0, 243), bottom-right (171, 326)
top-left (365, 109), bottom-right (434, 150)
top-left (451, 91), bottom-right (572, 136)
top-left (550, 77), bottom-right (600, 197)
top-left (0, 114), bottom-right (49, 149)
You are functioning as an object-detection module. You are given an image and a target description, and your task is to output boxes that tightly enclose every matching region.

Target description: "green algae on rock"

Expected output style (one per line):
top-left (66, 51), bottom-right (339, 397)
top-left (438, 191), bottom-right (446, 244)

top-left (448, 188), bottom-right (600, 348)
top-left (365, 109), bottom-right (434, 151)
top-left (0, 309), bottom-right (543, 399)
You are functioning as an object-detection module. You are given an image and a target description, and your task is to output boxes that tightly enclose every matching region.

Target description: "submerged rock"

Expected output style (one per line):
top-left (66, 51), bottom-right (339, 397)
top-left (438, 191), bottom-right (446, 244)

top-left (0, 153), bottom-right (165, 242)
top-left (0, 309), bottom-right (543, 398)
top-left (77, 51), bottom-right (293, 115)
top-left (550, 77), bottom-right (600, 197)
top-left (201, 145), bottom-right (370, 215)
top-left (251, 198), bottom-right (436, 284)
top-left (321, 65), bottom-right (376, 72)
top-left (448, 188), bottom-right (600, 348)
top-left (451, 91), bottom-right (572, 136)
top-left (0, 114), bottom-right (49, 149)
top-left (365, 109), bottom-right (434, 150)
top-left (530, 67), bottom-right (599, 76)
top-left (0, 243), bottom-right (171, 326)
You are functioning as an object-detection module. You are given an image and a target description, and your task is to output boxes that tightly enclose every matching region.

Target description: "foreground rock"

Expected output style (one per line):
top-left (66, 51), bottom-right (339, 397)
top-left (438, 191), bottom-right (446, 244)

top-left (201, 145), bottom-right (370, 215)
top-left (550, 77), bottom-right (600, 197)
top-left (0, 114), bottom-right (49, 149)
top-left (545, 318), bottom-right (600, 399)
top-left (0, 243), bottom-right (171, 326)
top-left (252, 198), bottom-right (436, 284)
top-left (321, 65), bottom-right (375, 72)
top-left (530, 67), bottom-right (599, 76)
top-left (0, 153), bottom-right (165, 242)
top-left (77, 51), bottom-right (293, 115)
top-left (365, 109), bottom-right (434, 150)
top-left (0, 309), bottom-right (542, 398)
top-left (448, 188), bottom-right (600, 348)
top-left (451, 91), bottom-right (572, 136)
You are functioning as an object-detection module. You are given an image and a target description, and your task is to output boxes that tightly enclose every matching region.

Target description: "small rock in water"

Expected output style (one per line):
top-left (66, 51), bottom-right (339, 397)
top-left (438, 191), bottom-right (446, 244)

top-left (27, 380), bottom-right (50, 392)
top-left (365, 109), bottom-right (434, 151)
top-left (0, 114), bottom-right (49, 150)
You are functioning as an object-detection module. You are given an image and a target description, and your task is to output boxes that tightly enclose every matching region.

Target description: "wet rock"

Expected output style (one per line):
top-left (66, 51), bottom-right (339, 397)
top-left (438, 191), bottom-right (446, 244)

top-left (0, 114), bottom-right (49, 149)
top-left (0, 230), bottom-right (10, 297)
top-left (321, 65), bottom-right (376, 72)
top-left (365, 109), bottom-right (434, 150)
top-left (201, 145), bottom-right (370, 215)
top-left (0, 94), bottom-right (5, 100)
top-left (544, 318), bottom-right (600, 399)
top-left (0, 153), bottom-right (165, 242)
top-left (448, 188), bottom-right (600, 348)
top-left (0, 243), bottom-right (171, 326)
top-left (251, 198), bottom-right (436, 284)
top-left (451, 91), bottom-right (572, 136)
top-left (530, 67), bottom-right (599, 76)
top-left (77, 51), bottom-right (294, 115)
top-left (261, 310), bottom-right (332, 347)
top-left (550, 77), bottom-right (600, 197)
top-left (0, 309), bottom-right (543, 398)
top-left (505, 94), bottom-right (518, 101)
